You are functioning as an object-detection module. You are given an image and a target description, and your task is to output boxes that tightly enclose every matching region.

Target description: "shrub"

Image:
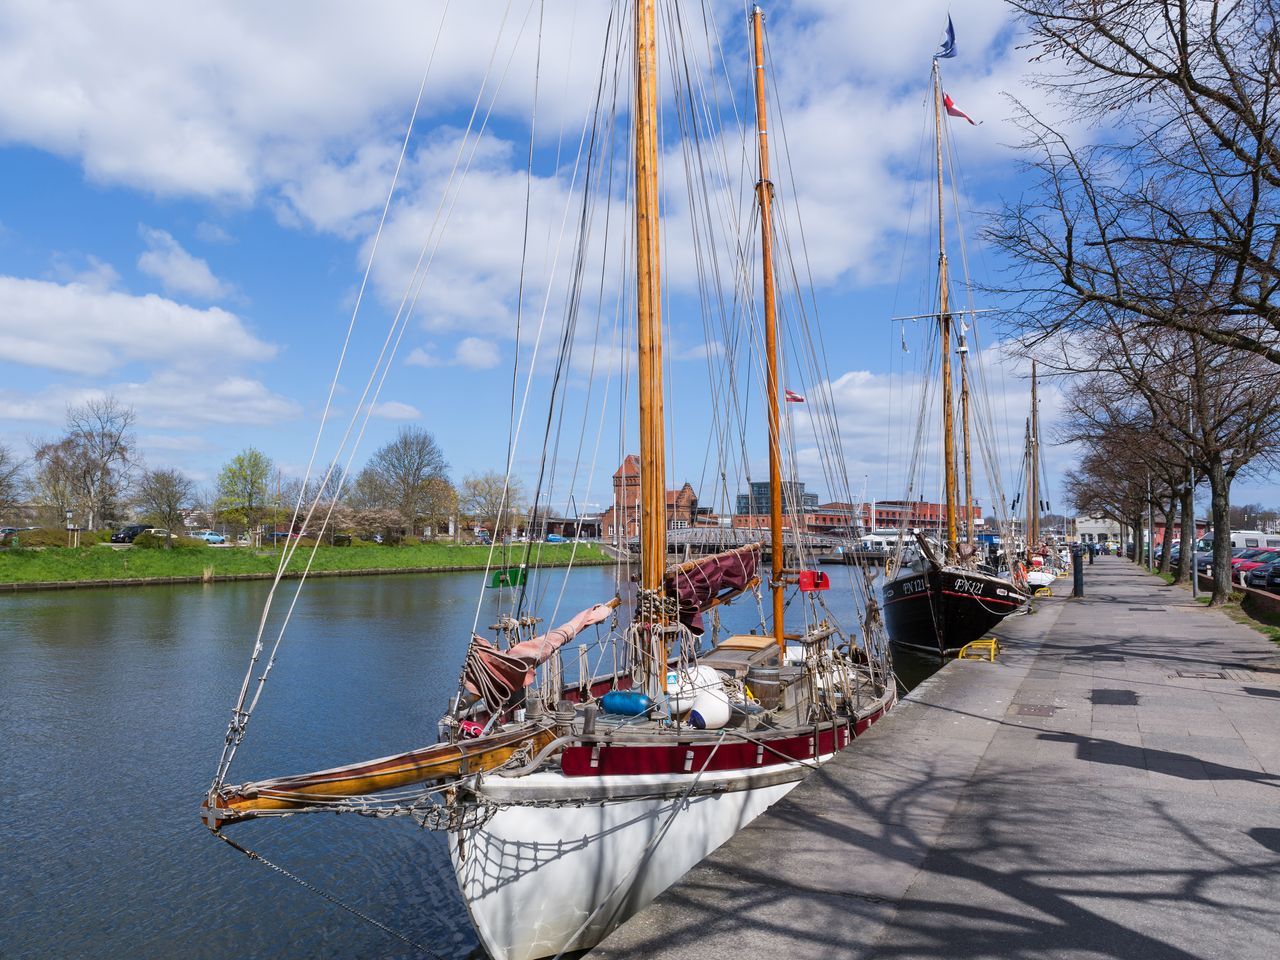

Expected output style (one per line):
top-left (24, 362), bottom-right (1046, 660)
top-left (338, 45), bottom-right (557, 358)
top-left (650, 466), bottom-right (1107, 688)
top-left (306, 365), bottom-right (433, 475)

top-left (131, 531), bottom-right (167, 549)
top-left (3, 528), bottom-right (75, 548)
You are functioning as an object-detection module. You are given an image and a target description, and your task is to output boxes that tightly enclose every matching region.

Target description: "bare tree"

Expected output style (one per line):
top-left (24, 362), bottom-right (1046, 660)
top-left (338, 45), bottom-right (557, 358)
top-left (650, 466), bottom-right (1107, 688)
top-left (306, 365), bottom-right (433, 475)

top-left (31, 397), bottom-right (137, 529)
top-left (995, 1), bottom-right (1280, 363)
top-left (134, 468), bottom-right (196, 547)
top-left (30, 437), bottom-right (79, 526)
top-left (354, 427), bottom-right (449, 537)
top-left (460, 472), bottom-right (524, 538)
top-left (0, 443), bottom-right (25, 521)
top-left (1054, 325), bottom-right (1280, 602)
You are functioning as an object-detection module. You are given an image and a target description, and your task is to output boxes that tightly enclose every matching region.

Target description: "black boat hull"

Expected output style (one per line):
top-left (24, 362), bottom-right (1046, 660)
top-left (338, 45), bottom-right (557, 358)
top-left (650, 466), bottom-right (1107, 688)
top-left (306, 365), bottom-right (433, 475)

top-left (882, 566), bottom-right (1027, 660)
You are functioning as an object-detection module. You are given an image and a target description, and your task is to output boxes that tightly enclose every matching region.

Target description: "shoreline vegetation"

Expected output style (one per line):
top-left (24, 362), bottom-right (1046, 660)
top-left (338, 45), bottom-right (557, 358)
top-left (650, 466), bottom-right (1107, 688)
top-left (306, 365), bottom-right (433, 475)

top-left (0, 540), bottom-right (610, 591)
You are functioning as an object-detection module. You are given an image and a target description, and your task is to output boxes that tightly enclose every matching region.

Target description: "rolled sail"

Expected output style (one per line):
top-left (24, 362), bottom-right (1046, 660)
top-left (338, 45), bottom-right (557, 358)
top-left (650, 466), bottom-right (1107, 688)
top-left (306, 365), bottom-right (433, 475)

top-left (464, 601), bottom-right (615, 708)
top-left (664, 543), bottom-right (762, 634)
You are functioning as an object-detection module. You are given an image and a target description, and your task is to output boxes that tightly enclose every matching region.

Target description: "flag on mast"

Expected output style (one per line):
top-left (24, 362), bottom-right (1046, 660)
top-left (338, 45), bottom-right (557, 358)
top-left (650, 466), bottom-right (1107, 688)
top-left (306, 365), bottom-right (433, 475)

top-left (943, 92), bottom-right (978, 125)
top-left (784, 390), bottom-right (805, 403)
top-left (935, 15), bottom-right (957, 59)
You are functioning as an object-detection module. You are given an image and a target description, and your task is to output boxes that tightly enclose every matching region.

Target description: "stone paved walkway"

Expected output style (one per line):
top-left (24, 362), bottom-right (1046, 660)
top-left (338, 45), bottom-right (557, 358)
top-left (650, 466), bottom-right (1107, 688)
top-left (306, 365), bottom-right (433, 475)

top-left (592, 557), bottom-right (1280, 960)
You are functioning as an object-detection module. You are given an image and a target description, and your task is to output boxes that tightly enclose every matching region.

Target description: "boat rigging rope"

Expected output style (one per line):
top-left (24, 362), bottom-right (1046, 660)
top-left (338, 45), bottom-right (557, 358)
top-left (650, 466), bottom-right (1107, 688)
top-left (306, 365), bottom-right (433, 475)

top-left (212, 832), bottom-right (447, 960)
top-left (210, 0), bottom-right (465, 791)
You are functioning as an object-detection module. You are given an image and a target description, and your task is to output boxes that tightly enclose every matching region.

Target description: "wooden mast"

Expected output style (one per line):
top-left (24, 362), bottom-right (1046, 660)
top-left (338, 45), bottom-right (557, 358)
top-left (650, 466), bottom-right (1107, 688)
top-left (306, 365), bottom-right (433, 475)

top-left (959, 334), bottom-right (973, 545)
top-left (634, 0), bottom-right (666, 601)
top-left (933, 61), bottom-right (959, 561)
top-left (1030, 360), bottom-right (1040, 548)
top-left (750, 6), bottom-right (786, 657)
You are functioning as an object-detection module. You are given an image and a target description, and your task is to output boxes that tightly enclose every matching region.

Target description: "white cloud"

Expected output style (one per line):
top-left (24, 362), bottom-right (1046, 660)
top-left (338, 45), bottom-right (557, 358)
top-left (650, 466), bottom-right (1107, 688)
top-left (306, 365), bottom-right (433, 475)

top-left (404, 347), bottom-right (440, 368)
top-left (405, 338), bottom-right (499, 370)
top-left (371, 400), bottom-right (421, 419)
top-left (783, 341), bottom-right (1072, 512)
top-left (118, 373), bottom-right (300, 427)
top-left (138, 433), bottom-right (208, 452)
top-left (49, 254), bottom-right (121, 292)
top-left (455, 337), bottom-right (499, 370)
top-left (137, 226), bottom-right (232, 300)
top-left (0, 374), bottom-right (299, 430)
top-left (195, 221), bottom-right (234, 244)
top-left (0, 275), bottom-right (273, 374)
top-left (0, 2), bottom-right (613, 201)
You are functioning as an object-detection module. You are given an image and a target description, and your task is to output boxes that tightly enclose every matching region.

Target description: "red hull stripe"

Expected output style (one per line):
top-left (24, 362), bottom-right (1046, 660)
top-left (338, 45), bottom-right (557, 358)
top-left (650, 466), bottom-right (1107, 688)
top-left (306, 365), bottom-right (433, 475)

top-left (940, 589), bottom-right (1022, 607)
top-left (882, 591), bottom-right (926, 607)
top-left (560, 705), bottom-right (888, 777)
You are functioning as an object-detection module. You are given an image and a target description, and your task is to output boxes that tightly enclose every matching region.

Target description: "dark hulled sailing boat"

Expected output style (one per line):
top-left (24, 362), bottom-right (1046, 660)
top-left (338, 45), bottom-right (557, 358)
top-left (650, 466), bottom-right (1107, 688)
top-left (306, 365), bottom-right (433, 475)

top-left (882, 43), bottom-right (1027, 661)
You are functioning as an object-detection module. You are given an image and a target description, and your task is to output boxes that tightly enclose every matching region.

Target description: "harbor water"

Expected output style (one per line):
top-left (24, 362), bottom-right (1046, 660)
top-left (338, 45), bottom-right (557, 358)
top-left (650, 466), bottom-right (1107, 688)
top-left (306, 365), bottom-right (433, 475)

top-left (0, 564), bottom-right (928, 959)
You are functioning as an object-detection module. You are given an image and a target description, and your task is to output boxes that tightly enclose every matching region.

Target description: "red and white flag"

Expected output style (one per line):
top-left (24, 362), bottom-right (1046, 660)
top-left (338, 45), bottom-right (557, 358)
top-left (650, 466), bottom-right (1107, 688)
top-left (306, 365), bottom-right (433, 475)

top-left (943, 92), bottom-right (978, 125)
top-left (784, 390), bottom-right (805, 403)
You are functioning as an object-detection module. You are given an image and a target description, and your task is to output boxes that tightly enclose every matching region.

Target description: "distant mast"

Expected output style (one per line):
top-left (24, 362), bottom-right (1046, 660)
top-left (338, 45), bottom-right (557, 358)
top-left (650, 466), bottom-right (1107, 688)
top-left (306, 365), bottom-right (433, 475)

top-left (932, 59), bottom-right (958, 560)
top-left (1030, 360), bottom-right (1040, 547)
top-left (751, 5), bottom-right (786, 656)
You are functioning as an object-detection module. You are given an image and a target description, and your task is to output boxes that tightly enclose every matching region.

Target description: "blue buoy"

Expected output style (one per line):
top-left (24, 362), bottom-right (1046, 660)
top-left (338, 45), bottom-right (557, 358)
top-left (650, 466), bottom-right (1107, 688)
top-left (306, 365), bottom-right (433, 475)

top-left (601, 690), bottom-right (653, 716)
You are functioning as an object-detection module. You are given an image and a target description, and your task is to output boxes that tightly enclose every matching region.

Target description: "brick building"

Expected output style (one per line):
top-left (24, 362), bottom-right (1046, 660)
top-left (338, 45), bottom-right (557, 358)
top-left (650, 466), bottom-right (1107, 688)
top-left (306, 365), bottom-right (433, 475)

top-left (601, 455), bottom-right (700, 541)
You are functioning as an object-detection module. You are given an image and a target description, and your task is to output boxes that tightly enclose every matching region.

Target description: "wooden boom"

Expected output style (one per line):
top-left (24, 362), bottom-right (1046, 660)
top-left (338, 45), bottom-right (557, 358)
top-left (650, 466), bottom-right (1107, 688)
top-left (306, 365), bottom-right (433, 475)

top-left (203, 723), bottom-right (556, 830)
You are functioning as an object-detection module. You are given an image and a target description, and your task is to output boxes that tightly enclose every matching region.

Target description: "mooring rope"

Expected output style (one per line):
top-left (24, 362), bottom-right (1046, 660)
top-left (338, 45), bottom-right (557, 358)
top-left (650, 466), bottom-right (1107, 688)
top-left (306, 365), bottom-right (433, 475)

top-left (213, 832), bottom-right (446, 960)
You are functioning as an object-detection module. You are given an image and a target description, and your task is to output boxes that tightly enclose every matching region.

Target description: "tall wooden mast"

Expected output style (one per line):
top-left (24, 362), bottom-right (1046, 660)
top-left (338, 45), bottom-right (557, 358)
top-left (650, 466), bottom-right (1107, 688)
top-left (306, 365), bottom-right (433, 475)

top-left (1029, 360), bottom-right (1040, 548)
top-left (750, 5), bottom-right (786, 656)
top-left (634, 0), bottom-right (667, 599)
top-left (959, 336), bottom-right (974, 545)
top-left (1024, 416), bottom-right (1033, 555)
top-left (933, 61), bottom-right (958, 559)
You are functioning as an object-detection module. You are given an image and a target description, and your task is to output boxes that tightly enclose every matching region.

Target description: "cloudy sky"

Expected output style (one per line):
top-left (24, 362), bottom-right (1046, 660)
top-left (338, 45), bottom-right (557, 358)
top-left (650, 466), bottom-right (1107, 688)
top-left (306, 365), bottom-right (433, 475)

top-left (0, 0), bottom-right (1254, 517)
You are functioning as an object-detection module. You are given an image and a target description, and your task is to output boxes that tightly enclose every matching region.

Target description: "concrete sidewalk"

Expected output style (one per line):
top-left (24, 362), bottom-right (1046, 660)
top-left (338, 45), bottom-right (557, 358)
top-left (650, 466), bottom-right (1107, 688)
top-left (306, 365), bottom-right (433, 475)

top-left (592, 557), bottom-right (1280, 960)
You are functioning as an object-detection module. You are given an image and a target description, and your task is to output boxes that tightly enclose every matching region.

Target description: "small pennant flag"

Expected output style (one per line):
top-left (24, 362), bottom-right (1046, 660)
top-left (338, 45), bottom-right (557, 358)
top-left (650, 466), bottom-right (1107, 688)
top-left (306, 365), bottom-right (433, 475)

top-left (784, 390), bottom-right (805, 403)
top-left (935, 15), bottom-right (957, 59)
top-left (944, 92), bottom-right (978, 125)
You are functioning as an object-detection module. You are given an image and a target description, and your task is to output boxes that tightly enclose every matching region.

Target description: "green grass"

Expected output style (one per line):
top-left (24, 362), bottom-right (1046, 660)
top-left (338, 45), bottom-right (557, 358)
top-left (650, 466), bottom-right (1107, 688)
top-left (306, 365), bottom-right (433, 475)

top-left (0, 541), bottom-right (609, 584)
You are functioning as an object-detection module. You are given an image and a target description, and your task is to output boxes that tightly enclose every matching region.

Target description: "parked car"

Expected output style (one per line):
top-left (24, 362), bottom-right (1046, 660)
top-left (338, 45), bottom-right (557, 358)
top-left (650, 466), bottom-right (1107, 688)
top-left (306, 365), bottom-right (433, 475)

top-left (545, 534), bottom-right (566, 543)
top-left (110, 524), bottom-right (149, 543)
top-left (1233, 549), bottom-right (1280, 581)
top-left (1245, 560), bottom-right (1280, 589)
top-left (1231, 548), bottom-right (1269, 565)
top-left (192, 530), bottom-right (226, 544)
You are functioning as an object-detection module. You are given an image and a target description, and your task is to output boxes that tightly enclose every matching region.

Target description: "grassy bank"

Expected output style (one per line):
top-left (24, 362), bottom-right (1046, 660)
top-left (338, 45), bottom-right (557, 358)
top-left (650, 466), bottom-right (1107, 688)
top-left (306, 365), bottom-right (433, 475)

top-left (0, 541), bottom-right (609, 586)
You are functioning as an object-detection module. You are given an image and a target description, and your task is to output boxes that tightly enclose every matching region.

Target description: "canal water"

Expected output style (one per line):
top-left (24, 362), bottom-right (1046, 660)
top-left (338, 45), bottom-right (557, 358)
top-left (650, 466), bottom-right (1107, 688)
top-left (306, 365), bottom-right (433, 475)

top-left (0, 564), bottom-right (929, 959)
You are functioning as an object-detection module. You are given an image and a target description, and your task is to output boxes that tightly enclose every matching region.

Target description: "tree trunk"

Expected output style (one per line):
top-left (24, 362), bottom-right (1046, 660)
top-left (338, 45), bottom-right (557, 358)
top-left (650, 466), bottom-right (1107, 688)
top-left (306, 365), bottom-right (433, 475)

top-left (1176, 486), bottom-right (1194, 584)
top-left (1159, 501), bottom-right (1174, 574)
top-left (1207, 460), bottom-right (1232, 605)
top-left (1132, 513), bottom-right (1145, 565)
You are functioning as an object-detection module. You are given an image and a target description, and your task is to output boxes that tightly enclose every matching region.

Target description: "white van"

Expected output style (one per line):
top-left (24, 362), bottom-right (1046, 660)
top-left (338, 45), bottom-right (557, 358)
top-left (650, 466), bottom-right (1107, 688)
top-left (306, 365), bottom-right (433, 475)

top-left (1196, 530), bottom-right (1280, 552)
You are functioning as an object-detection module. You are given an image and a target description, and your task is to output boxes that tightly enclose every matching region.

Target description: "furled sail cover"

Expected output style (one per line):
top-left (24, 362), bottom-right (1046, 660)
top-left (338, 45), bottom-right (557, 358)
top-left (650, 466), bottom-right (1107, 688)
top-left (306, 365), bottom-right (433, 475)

top-left (464, 602), bottom-right (613, 708)
top-left (665, 543), bottom-right (761, 634)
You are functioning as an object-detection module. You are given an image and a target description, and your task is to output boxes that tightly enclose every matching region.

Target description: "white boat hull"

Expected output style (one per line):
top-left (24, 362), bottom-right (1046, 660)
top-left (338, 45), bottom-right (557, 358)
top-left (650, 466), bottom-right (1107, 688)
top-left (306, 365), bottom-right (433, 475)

top-left (449, 758), bottom-right (820, 960)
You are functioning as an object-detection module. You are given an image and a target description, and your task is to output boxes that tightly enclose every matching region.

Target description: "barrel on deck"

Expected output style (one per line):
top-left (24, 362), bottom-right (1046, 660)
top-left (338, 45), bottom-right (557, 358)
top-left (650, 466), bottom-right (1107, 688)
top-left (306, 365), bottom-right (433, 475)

top-left (746, 665), bottom-right (781, 710)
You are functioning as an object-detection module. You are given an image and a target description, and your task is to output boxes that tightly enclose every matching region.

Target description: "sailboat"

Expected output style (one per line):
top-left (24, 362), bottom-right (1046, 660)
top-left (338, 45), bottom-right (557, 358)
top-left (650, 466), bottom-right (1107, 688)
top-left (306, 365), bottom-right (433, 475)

top-left (881, 39), bottom-right (1027, 662)
top-left (201, 7), bottom-right (894, 960)
top-left (1018, 360), bottom-right (1060, 588)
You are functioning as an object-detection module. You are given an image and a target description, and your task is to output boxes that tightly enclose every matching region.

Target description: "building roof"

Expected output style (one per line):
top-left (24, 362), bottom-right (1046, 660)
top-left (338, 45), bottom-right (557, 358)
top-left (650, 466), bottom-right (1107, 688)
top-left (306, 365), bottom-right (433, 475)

top-left (614, 454), bottom-right (641, 478)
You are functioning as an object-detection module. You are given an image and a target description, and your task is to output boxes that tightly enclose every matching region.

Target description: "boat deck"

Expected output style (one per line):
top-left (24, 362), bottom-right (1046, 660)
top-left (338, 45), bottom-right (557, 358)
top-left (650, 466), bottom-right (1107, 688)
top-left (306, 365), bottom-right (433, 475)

top-left (592, 557), bottom-right (1280, 960)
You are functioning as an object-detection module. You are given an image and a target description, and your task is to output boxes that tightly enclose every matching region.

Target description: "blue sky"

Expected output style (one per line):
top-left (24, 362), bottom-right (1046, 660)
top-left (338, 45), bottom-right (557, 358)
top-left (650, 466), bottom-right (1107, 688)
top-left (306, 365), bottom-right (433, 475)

top-left (0, 0), bottom-right (1267, 518)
